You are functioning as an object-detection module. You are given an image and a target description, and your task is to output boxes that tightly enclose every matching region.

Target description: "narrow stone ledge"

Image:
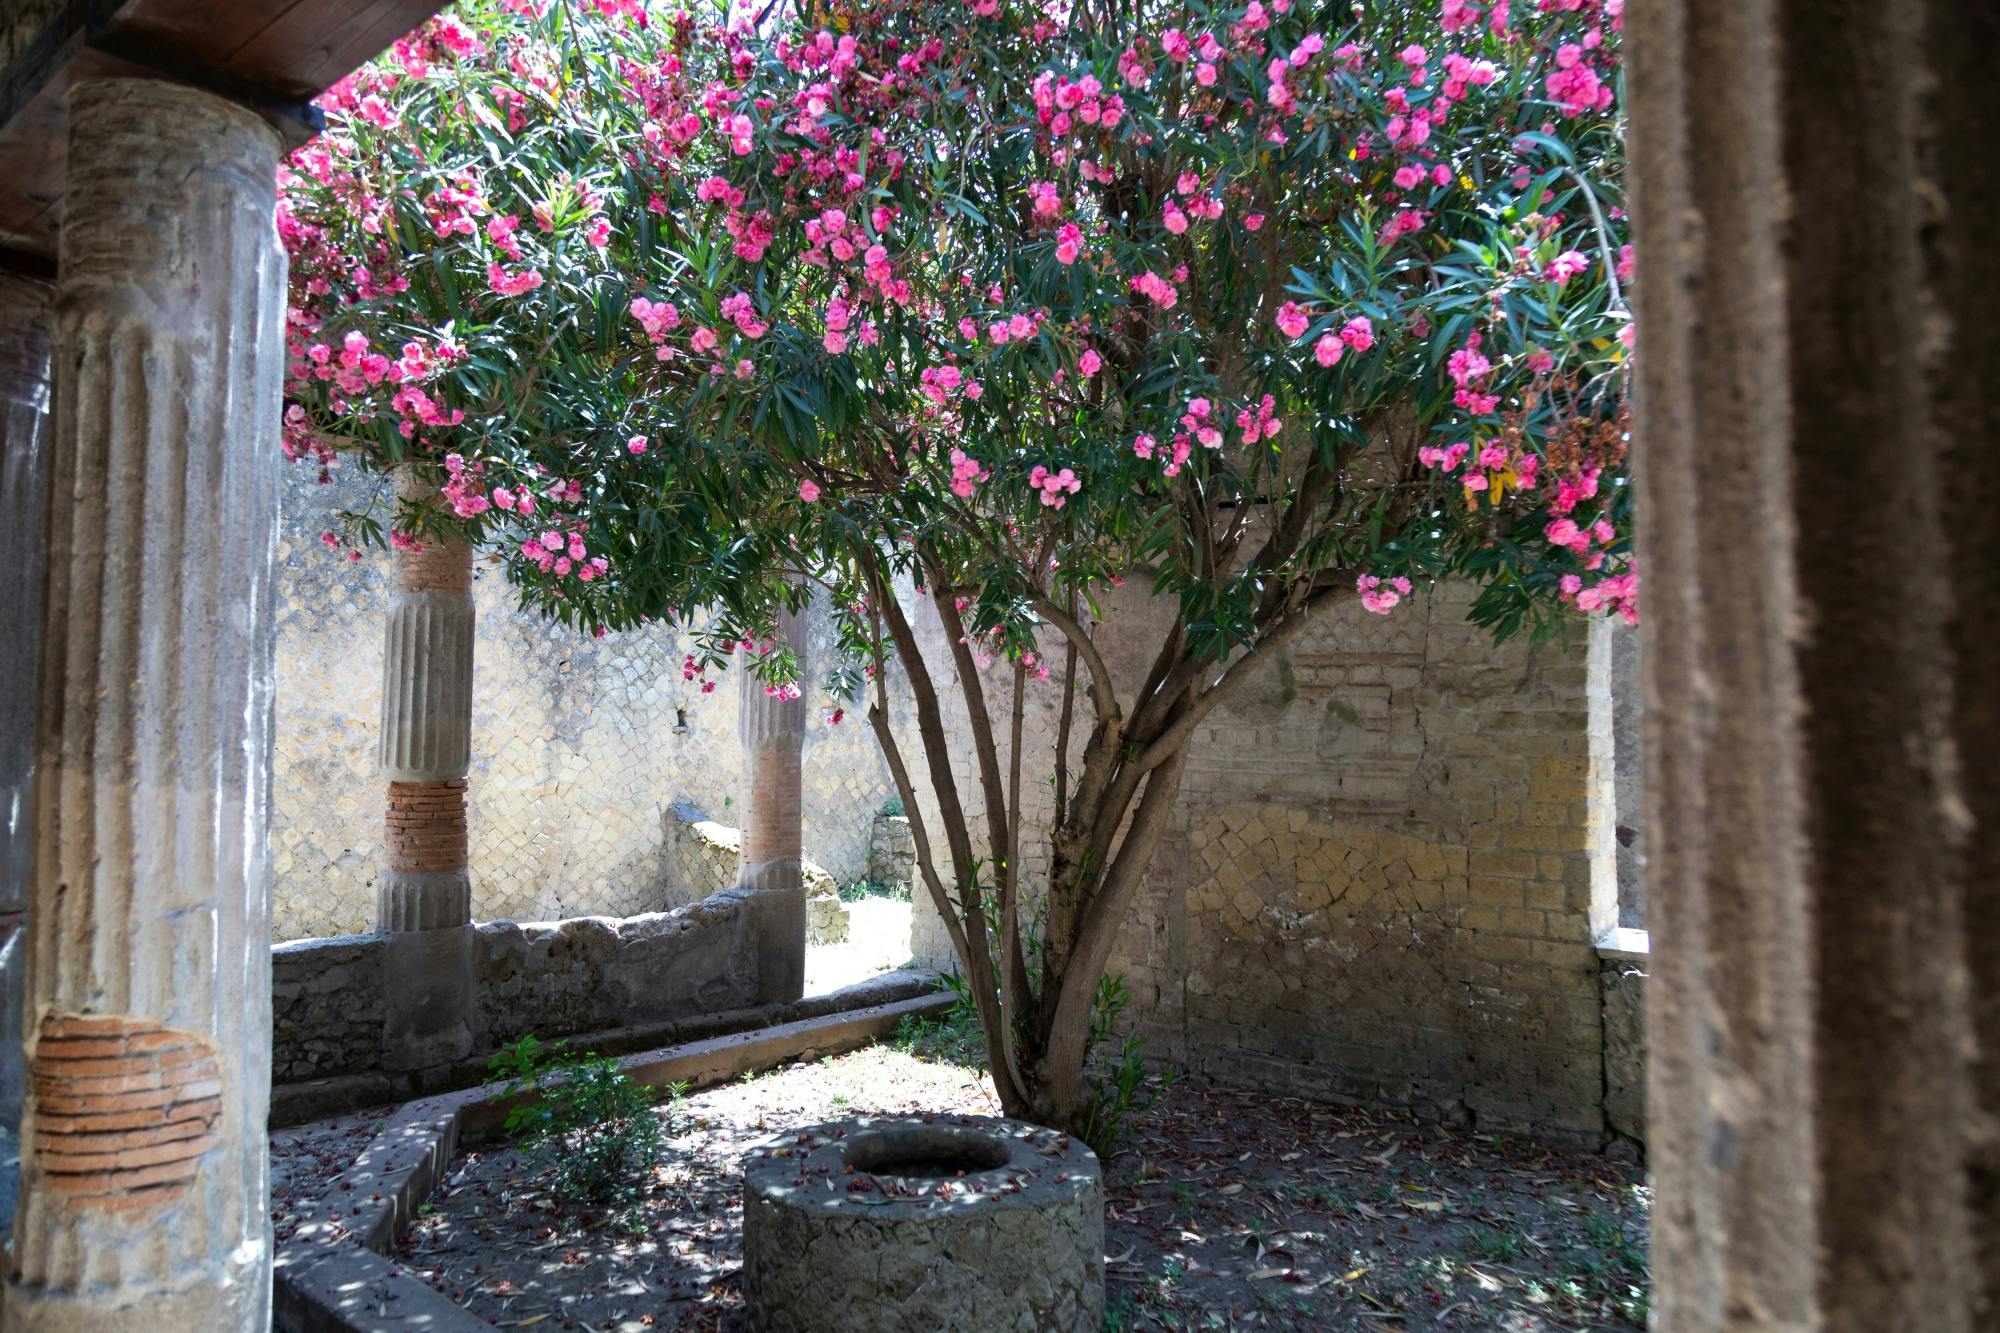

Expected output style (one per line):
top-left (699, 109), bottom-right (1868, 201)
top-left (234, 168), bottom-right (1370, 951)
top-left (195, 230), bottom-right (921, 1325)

top-left (276, 1244), bottom-right (487, 1333)
top-left (1594, 926), bottom-right (1650, 962)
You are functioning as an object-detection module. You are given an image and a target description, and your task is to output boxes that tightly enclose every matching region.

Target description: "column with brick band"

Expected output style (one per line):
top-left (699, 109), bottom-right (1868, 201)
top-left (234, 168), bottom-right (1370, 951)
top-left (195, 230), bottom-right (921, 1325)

top-left (376, 466), bottom-right (478, 1070)
top-left (8, 79), bottom-right (284, 1330)
top-left (733, 595), bottom-right (808, 1003)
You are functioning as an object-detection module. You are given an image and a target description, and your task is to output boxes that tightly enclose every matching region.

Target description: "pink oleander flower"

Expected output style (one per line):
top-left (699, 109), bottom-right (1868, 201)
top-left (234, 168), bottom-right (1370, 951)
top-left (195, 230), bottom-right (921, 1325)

top-left (1275, 301), bottom-right (1310, 340)
top-left (1314, 333), bottom-right (1343, 366)
top-left (486, 263), bottom-right (544, 296)
top-left (1418, 441), bottom-right (1472, 471)
top-left (799, 480), bottom-right (821, 502)
top-left (627, 435), bottom-right (647, 455)
top-left (1447, 345), bottom-right (1491, 387)
top-left (1357, 572), bottom-right (1413, 615)
top-left (1545, 249), bottom-right (1591, 285)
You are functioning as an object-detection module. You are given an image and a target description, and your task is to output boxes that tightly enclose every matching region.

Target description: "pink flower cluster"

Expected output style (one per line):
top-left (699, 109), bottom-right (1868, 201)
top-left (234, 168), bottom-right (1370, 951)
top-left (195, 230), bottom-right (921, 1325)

top-left (1029, 70), bottom-right (1126, 140)
top-left (1546, 43), bottom-right (1612, 118)
top-left (487, 263), bottom-right (544, 296)
top-left (1357, 573), bottom-right (1413, 615)
top-left (1028, 464), bottom-right (1082, 508)
top-left (1562, 569), bottom-right (1638, 623)
top-left (1129, 269), bottom-right (1180, 309)
top-left (521, 526), bottom-right (608, 581)
top-left (629, 295), bottom-right (682, 359)
top-left (440, 452), bottom-right (491, 517)
top-left (1313, 315), bottom-right (1374, 366)
top-left (1132, 431), bottom-right (1195, 477)
top-left (1446, 332), bottom-right (1500, 414)
top-left (948, 448), bottom-right (989, 498)
top-left (1179, 396), bottom-right (1223, 450)
top-left (1234, 395), bottom-right (1283, 445)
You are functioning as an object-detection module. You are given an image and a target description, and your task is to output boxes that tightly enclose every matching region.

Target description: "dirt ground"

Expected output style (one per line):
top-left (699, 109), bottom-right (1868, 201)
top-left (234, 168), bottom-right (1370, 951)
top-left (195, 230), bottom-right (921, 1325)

top-left (339, 1010), bottom-right (1647, 1331)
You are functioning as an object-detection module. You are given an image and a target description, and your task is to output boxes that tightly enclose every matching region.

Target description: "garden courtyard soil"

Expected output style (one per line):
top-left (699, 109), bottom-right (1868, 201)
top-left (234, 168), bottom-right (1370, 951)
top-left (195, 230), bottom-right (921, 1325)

top-left (271, 1019), bottom-right (1649, 1331)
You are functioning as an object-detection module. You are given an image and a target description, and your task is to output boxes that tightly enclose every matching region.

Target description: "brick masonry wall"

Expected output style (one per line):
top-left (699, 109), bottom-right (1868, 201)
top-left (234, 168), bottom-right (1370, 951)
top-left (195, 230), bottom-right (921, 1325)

top-left (905, 581), bottom-right (1620, 1143)
top-left (272, 463), bottom-right (897, 940)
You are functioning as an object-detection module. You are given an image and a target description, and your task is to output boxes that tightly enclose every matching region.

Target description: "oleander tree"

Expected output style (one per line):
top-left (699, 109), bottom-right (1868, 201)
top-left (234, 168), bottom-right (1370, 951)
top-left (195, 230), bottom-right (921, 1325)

top-left (281, 0), bottom-right (1632, 1134)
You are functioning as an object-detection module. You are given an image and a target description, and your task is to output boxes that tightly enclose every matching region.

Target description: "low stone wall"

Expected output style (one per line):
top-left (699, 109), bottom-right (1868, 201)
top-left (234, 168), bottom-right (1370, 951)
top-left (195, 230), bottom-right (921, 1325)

top-left (660, 802), bottom-right (850, 943)
top-left (661, 800), bottom-right (743, 905)
top-left (273, 897), bottom-right (766, 1084)
top-left (272, 935), bottom-right (386, 1084)
top-left (866, 814), bottom-right (914, 889)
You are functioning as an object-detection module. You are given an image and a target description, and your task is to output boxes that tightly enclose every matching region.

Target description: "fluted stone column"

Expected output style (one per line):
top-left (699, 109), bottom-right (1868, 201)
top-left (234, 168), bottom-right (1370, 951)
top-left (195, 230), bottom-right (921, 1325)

top-left (734, 597), bottom-right (808, 1003)
top-left (376, 466), bottom-right (477, 1070)
top-left (1628, 3), bottom-right (1998, 1329)
top-left (8, 79), bottom-right (284, 1331)
top-left (1, 273), bottom-right (53, 1146)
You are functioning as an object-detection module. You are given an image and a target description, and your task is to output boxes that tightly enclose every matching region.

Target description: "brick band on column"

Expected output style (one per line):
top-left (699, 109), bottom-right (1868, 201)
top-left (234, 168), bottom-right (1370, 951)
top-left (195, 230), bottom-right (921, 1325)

top-left (393, 527), bottom-right (472, 596)
top-left (27, 1013), bottom-right (223, 1216)
top-left (385, 779), bottom-right (470, 873)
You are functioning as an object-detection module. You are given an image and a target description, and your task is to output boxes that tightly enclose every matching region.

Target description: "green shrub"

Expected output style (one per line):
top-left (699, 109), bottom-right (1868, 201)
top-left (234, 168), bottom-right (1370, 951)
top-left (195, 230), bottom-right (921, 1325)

top-left (880, 796), bottom-right (905, 818)
top-left (487, 1035), bottom-right (673, 1207)
top-left (890, 981), bottom-right (988, 1070)
top-left (1078, 974), bottom-right (1173, 1163)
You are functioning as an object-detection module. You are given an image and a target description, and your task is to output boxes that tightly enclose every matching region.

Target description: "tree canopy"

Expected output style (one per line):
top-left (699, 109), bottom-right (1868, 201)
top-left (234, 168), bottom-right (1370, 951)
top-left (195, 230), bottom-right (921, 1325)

top-left (279, 0), bottom-right (1632, 1129)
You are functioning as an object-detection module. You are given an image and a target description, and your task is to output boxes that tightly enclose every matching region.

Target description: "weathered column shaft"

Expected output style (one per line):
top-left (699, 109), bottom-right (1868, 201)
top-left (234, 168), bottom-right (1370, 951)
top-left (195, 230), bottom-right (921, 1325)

top-left (734, 597), bottom-right (808, 1002)
top-left (0, 273), bottom-right (54, 1142)
top-left (1628, 2), bottom-right (1999, 1329)
top-left (376, 466), bottom-right (477, 1069)
top-left (9, 79), bottom-right (284, 1331)
top-left (377, 467), bottom-right (475, 929)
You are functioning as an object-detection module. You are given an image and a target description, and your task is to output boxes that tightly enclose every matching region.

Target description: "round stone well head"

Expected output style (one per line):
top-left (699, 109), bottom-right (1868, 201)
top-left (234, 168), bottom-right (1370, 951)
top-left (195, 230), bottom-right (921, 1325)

top-left (742, 1114), bottom-right (1103, 1332)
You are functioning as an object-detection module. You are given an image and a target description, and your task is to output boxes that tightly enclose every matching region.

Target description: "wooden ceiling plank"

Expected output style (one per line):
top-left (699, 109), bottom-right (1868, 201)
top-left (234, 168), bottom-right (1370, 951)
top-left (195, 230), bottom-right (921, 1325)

top-left (0, 0), bottom-right (451, 261)
top-left (215, 0), bottom-right (445, 100)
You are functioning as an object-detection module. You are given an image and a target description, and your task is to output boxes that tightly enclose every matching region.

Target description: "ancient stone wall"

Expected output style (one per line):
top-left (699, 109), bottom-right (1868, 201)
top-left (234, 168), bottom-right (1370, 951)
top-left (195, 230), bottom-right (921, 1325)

top-left (271, 897), bottom-right (762, 1082)
top-left (902, 581), bottom-right (1630, 1143)
top-left (272, 462), bottom-right (897, 940)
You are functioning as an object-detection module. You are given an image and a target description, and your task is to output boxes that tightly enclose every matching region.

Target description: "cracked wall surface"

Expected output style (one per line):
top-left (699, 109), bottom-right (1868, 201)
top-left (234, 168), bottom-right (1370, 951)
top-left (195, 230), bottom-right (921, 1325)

top-left (271, 463), bottom-right (897, 941)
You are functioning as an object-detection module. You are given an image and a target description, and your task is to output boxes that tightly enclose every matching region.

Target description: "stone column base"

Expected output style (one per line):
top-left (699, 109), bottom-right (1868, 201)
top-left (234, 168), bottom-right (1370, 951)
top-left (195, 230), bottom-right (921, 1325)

top-left (724, 875), bottom-right (805, 1006)
top-left (380, 924), bottom-right (477, 1071)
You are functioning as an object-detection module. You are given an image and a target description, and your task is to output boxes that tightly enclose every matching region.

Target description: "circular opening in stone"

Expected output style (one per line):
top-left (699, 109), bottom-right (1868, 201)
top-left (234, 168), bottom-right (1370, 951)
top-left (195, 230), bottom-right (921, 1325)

top-left (841, 1125), bottom-right (1012, 1180)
